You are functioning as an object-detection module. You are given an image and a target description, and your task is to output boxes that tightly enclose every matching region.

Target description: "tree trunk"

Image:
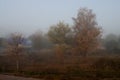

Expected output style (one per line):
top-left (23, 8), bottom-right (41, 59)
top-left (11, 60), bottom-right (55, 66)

top-left (16, 60), bottom-right (19, 72)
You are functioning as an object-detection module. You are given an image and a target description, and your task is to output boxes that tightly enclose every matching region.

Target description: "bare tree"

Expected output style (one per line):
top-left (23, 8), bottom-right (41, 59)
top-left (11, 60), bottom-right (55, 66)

top-left (73, 8), bottom-right (102, 57)
top-left (6, 33), bottom-right (25, 72)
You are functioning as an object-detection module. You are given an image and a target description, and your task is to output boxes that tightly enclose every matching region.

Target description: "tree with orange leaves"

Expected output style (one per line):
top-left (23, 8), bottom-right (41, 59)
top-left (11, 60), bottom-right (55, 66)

top-left (73, 8), bottom-right (102, 57)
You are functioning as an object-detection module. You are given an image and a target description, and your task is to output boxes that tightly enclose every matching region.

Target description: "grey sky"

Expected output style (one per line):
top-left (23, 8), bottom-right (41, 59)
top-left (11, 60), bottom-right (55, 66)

top-left (0, 0), bottom-right (120, 37)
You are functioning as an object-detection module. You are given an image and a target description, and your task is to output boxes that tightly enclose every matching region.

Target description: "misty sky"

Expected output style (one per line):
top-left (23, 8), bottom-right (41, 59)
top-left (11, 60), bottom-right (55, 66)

top-left (0, 0), bottom-right (120, 37)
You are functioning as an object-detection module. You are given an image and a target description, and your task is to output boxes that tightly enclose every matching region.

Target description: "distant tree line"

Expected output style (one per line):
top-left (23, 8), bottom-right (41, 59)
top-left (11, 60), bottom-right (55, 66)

top-left (0, 8), bottom-right (119, 60)
top-left (0, 8), bottom-right (102, 57)
top-left (0, 7), bottom-right (120, 74)
top-left (103, 34), bottom-right (120, 53)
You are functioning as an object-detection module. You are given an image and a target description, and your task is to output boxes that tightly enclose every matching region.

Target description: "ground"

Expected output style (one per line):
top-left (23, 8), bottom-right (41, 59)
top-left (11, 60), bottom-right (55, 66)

top-left (0, 74), bottom-right (42, 80)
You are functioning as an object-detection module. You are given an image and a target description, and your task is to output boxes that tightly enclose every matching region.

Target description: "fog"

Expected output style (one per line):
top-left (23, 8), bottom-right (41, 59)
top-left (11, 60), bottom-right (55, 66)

top-left (0, 0), bottom-right (120, 37)
top-left (1, 1), bottom-right (120, 79)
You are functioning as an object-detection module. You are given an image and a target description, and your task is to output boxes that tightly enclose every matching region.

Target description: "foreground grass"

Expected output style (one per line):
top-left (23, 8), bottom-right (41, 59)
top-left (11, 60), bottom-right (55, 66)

top-left (1, 70), bottom-right (120, 80)
top-left (1, 56), bottom-right (120, 80)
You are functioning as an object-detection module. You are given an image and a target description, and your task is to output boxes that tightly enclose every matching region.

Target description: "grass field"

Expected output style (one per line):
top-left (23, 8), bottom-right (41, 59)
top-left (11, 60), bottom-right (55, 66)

top-left (1, 55), bottom-right (120, 80)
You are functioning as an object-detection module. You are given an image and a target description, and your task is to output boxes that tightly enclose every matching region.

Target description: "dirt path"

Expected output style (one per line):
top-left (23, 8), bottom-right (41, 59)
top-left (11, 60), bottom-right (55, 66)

top-left (0, 74), bottom-right (43, 80)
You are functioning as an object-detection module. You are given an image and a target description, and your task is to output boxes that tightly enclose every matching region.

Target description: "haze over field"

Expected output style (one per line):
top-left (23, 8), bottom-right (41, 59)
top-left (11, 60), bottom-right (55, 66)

top-left (0, 0), bottom-right (120, 36)
top-left (1, 1), bottom-right (120, 79)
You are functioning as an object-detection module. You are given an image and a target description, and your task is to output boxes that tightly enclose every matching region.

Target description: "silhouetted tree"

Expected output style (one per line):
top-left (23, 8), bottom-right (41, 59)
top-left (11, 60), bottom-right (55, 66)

top-left (29, 31), bottom-right (43, 50)
top-left (104, 34), bottom-right (119, 52)
top-left (30, 31), bottom-right (52, 50)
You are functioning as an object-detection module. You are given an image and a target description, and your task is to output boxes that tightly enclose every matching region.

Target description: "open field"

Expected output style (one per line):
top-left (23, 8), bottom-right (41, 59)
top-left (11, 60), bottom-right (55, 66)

top-left (1, 55), bottom-right (120, 80)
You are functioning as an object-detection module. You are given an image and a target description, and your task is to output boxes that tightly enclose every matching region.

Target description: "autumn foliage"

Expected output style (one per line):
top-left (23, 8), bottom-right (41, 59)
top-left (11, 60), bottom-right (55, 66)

top-left (48, 8), bottom-right (102, 57)
top-left (0, 8), bottom-right (109, 80)
top-left (73, 8), bottom-right (102, 56)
